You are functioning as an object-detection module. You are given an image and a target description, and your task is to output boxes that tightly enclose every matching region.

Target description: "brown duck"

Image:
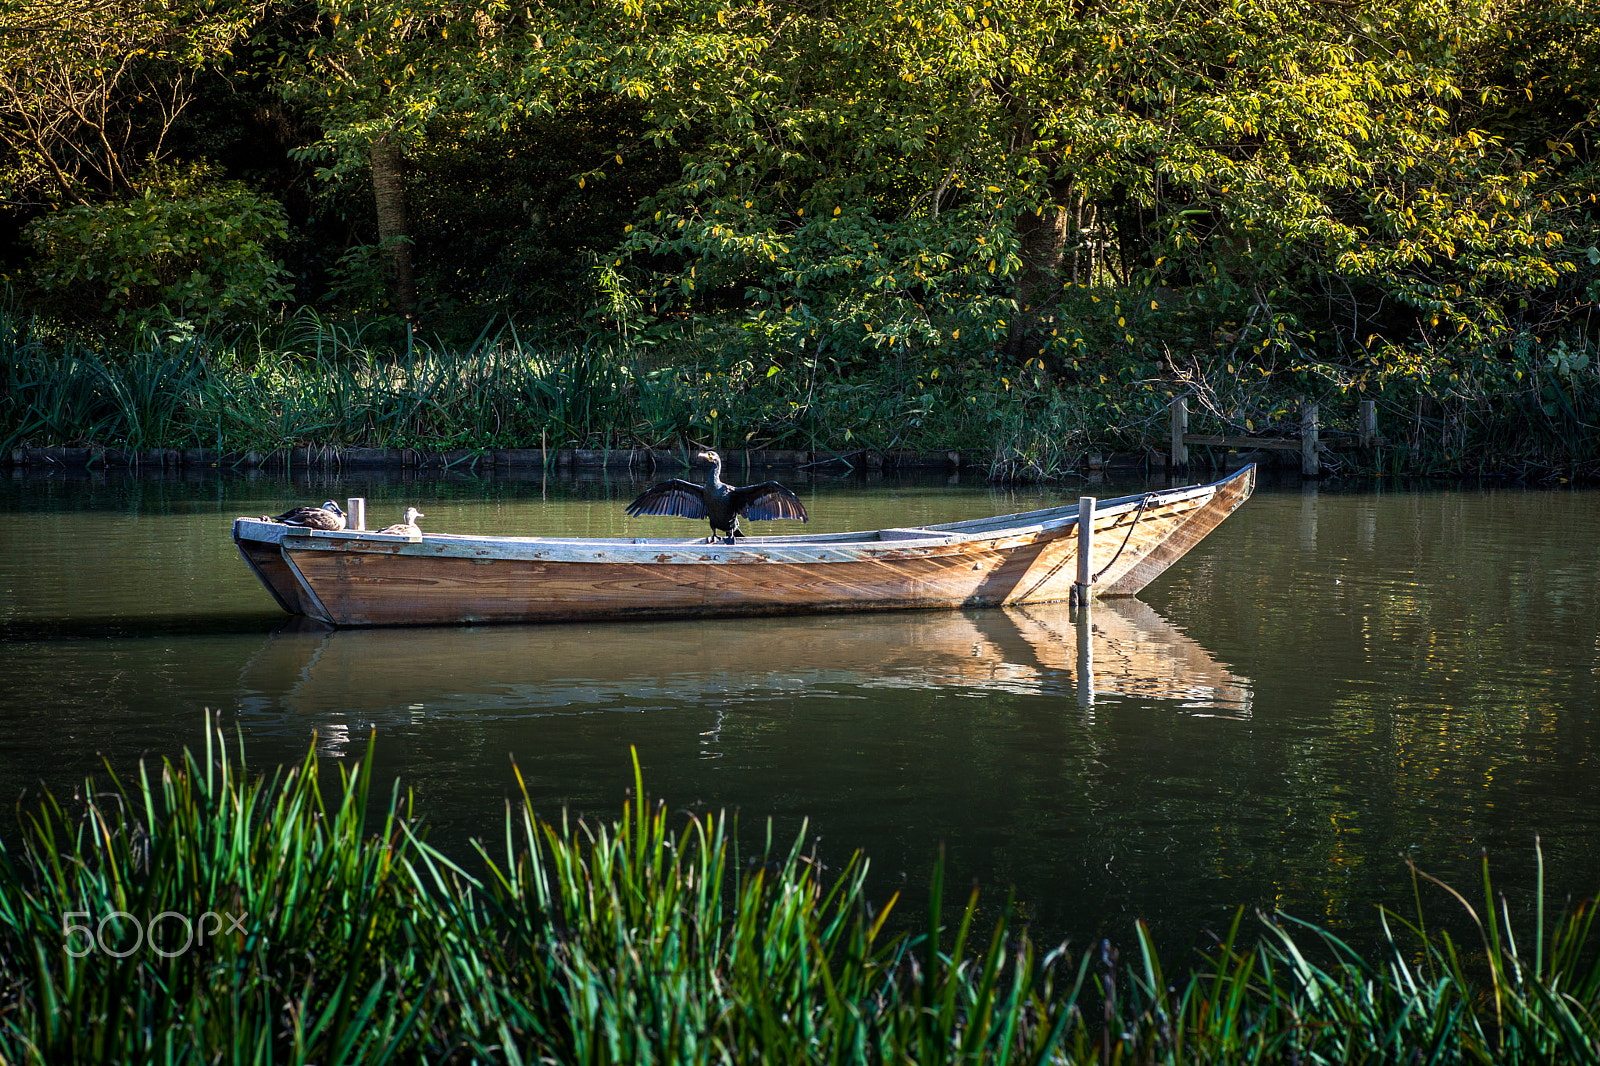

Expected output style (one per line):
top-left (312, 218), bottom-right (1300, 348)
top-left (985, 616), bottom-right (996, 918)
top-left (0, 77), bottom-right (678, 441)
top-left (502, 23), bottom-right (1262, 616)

top-left (377, 507), bottom-right (425, 536)
top-left (625, 450), bottom-right (807, 543)
top-left (262, 500), bottom-right (347, 530)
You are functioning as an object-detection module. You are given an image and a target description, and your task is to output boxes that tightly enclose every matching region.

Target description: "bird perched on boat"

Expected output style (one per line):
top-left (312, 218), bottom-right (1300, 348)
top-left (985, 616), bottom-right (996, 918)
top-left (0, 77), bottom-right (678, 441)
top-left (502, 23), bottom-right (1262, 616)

top-left (625, 450), bottom-right (807, 543)
top-left (377, 506), bottom-right (425, 536)
top-left (261, 500), bottom-right (347, 530)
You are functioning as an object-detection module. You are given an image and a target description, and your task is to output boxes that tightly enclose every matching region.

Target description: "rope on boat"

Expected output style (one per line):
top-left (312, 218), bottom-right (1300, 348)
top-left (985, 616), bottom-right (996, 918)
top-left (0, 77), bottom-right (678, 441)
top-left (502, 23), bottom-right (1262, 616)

top-left (1091, 492), bottom-right (1157, 584)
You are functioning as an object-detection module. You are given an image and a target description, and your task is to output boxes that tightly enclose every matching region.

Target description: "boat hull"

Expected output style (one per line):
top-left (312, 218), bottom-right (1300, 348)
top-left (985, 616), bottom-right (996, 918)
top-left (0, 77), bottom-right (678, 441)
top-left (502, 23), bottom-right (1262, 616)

top-left (234, 466), bottom-right (1254, 626)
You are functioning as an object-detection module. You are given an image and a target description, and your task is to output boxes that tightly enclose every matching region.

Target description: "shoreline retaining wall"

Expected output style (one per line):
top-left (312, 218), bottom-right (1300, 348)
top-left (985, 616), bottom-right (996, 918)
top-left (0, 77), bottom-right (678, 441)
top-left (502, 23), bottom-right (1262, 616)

top-left (3, 445), bottom-right (974, 475)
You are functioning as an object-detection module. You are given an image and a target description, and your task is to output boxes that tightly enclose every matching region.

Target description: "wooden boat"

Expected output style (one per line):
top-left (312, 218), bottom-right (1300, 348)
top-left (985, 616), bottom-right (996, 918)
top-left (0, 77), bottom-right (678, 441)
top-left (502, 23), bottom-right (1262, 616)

top-left (232, 465), bottom-right (1254, 627)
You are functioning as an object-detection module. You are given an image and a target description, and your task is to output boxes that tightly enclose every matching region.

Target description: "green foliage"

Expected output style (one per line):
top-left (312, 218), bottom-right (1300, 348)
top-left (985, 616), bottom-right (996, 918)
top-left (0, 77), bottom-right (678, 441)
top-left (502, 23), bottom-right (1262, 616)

top-left (23, 166), bottom-right (293, 329)
top-left (592, 0), bottom-right (1599, 364)
top-left (0, 0), bottom-right (265, 203)
top-left (3, 729), bottom-right (1600, 1062)
top-left (6, 307), bottom-right (1599, 477)
top-left (0, 728), bottom-right (443, 1062)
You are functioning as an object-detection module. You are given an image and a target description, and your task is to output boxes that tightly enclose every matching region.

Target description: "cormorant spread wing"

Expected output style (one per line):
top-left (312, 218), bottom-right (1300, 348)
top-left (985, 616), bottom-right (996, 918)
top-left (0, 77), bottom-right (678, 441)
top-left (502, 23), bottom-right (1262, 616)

top-left (625, 479), bottom-right (708, 520)
top-left (729, 482), bottom-right (808, 522)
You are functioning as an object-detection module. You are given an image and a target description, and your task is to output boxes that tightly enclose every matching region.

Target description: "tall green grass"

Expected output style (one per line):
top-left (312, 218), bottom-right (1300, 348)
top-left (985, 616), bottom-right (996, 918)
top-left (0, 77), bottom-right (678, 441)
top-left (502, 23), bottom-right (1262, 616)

top-left (2, 726), bottom-right (1599, 1063)
top-left (0, 311), bottom-right (1151, 470)
top-left (3, 308), bottom-right (1599, 479)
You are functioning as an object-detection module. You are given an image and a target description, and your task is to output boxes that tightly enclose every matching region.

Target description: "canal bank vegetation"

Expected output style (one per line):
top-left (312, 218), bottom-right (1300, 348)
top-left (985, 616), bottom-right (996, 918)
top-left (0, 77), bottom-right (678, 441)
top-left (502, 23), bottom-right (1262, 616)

top-left (6, 309), bottom-right (1600, 481)
top-left (1, 0), bottom-right (1597, 479)
top-left (2, 730), bottom-right (1599, 1063)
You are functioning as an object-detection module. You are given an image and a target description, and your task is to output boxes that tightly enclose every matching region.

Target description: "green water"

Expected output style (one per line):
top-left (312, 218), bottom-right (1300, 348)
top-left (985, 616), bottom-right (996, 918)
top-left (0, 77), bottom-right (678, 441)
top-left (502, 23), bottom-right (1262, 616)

top-left (2, 468), bottom-right (1598, 948)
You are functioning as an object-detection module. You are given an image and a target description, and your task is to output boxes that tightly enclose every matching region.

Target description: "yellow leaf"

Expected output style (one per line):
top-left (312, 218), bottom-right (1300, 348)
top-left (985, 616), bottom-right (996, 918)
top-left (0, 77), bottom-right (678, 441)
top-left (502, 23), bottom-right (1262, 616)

top-left (615, 154), bottom-right (623, 165)
top-left (624, 224), bottom-right (632, 232)
top-left (833, 206), bottom-right (841, 216)
top-left (579, 177), bottom-right (586, 188)
top-left (952, 329), bottom-right (960, 340)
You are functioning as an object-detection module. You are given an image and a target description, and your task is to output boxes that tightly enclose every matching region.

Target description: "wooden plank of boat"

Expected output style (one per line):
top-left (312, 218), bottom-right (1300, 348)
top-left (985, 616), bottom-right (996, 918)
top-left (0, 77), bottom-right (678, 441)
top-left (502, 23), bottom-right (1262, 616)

top-left (232, 465), bottom-right (1255, 626)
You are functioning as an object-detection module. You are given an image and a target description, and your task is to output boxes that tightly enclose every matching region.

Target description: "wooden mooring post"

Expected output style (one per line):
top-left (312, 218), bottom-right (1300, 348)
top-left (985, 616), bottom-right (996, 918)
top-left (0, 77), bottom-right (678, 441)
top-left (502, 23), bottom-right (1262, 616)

top-left (1358, 399), bottom-right (1377, 453)
top-left (1073, 495), bottom-right (1095, 605)
top-left (346, 497), bottom-right (366, 531)
top-left (1075, 597), bottom-right (1095, 710)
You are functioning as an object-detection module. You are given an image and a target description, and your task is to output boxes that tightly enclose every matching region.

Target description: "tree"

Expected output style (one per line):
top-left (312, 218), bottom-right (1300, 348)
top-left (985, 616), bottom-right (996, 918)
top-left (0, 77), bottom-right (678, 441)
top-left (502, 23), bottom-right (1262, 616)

top-left (0, 0), bottom-right (263, 205)
top-left (281, 0), bottom-right (548, 319)
top-left (585, 0), bottom-right (1591, 366)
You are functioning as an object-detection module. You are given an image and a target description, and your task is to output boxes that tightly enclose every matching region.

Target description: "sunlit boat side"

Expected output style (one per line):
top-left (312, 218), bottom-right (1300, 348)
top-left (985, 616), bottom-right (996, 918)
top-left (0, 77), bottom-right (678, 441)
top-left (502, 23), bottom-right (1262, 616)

top-left (232, 465), bottom-right (1255, 627)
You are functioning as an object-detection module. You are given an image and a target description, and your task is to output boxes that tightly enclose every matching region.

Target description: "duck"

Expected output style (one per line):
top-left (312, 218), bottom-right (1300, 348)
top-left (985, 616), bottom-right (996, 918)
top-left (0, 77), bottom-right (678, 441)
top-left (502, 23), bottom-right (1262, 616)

top-left (625, 450), bottom-right (807, 543)
top-left (262, 500), bottom-right (347, 530)
top-left (376, 506), bottom-right (425, 537)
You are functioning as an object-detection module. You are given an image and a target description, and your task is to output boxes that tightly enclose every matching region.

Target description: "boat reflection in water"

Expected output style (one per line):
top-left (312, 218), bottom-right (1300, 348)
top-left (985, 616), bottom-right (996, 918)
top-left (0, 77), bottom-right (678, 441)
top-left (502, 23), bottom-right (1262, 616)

top-left (238, 598), bottom-right (1250, 752)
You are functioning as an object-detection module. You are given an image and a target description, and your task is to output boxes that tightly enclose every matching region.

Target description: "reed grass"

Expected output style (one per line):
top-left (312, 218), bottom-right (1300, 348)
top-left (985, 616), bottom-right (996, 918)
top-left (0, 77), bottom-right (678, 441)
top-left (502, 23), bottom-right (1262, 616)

top-left (0, 310), bottom-right (1169, 473)
top-left (2, 726), bottom-right (1599, 1063)
top-left (3, 307), bottom-right (1599, 480)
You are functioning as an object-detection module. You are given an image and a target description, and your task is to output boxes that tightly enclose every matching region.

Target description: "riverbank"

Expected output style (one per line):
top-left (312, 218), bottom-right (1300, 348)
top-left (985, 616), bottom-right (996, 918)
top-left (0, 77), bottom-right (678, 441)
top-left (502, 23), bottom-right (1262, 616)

top-left (4, 312), bottom-right (1597, 483)
top-left (0, 729), bottom-right (1594, 1063)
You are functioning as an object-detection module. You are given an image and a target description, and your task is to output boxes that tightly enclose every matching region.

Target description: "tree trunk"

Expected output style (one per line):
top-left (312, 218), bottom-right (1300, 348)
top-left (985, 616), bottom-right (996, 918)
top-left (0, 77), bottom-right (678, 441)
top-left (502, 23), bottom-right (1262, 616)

top-left (1007, 199), bottom-right (1072, 361)
top-left (370, 133), bottom-right (416, 319)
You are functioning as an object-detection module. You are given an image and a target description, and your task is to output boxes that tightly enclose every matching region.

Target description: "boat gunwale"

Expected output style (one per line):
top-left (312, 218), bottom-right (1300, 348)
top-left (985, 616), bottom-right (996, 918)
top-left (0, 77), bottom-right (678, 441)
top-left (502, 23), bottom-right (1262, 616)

top-left (232, 473), bottom-right (1242, 566)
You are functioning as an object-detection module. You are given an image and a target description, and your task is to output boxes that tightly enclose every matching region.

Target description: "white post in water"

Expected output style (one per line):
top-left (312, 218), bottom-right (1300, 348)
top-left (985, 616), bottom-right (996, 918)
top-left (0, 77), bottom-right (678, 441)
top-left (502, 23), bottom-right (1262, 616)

top-left (1076, 599), bottom-right (1095, 711)
top-left (346, 497), bottom-right (366, 531)
top-left (1075, 496), bottom-right (1095, 603)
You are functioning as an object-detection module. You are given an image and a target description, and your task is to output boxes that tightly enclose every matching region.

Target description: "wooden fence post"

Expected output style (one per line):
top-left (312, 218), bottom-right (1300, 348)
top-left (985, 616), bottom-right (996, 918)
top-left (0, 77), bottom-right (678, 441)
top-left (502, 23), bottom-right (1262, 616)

top-left (1300, 401), bottom-right (1320, 477)
top-left (1169, 396), bottom-right (1188, 471)
top-left (1358, 400), bottom-right (1377, 454)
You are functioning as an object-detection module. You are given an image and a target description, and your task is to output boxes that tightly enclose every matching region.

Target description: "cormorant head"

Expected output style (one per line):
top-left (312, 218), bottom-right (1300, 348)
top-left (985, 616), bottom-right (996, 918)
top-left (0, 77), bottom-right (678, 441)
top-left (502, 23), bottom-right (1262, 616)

top-left (696, 450), bottom-right (722, 467)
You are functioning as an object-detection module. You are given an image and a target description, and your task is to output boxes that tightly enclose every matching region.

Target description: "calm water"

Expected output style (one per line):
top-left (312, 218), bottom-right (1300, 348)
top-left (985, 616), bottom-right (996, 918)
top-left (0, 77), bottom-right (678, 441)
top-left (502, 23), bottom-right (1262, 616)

top-left (2, 468), bottom-right (1598, 953)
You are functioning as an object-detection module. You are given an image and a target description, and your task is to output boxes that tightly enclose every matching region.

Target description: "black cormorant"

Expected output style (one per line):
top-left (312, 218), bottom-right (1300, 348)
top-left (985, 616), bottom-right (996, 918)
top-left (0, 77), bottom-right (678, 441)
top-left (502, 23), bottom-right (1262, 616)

top-left (625, 450), bottom-right (807, 543)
